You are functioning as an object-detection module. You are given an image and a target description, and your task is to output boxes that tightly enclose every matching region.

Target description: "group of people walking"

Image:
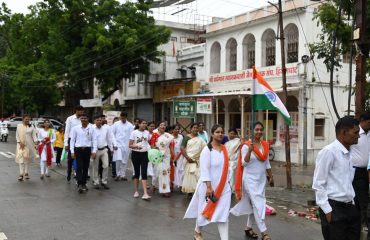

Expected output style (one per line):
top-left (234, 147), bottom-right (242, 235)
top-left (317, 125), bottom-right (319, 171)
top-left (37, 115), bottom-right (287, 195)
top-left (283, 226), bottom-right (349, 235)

top-left (14, 106), bottom-right (276, 240)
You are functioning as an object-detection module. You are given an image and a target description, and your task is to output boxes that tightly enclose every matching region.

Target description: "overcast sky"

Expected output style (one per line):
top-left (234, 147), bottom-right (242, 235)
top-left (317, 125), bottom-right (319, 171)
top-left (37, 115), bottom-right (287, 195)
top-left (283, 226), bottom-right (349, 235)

top-left (1, 0), bottom-right (272, 20)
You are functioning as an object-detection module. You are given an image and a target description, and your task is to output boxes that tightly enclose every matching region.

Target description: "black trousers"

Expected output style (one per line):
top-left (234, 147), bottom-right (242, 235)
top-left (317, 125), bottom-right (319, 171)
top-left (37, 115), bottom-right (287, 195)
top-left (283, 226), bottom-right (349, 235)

top-left (352, 167), bottom-right (369, 227)
top-left (319, 199), bottom-right (361, 240)
top-left (75, 147), bottom-right (91, 186)
top-left (55, 147), bottom-right (63, 164)
top-left (67, 138), bottom-right (73, 179)
top-left (131, 151), bottom-right (149, 180)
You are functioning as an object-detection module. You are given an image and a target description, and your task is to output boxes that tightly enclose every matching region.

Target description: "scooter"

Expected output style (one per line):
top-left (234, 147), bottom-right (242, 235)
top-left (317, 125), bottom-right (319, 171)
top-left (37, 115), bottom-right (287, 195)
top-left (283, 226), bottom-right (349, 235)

top-left (0, 122), bottom-right (8, 142)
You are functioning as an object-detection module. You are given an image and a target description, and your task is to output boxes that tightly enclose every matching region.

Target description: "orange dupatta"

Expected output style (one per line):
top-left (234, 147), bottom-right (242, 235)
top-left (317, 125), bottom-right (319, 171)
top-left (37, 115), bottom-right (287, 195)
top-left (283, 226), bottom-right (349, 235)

top-left (234, 140), bottom-right (269, 200)
top-left (202, 144), bottom-right (229, 221)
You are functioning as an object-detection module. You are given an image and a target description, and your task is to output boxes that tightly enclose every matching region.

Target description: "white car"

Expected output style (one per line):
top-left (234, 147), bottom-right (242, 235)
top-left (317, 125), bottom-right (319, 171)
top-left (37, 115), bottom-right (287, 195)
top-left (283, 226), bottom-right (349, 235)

top-left (8, 117), bottom-right (23, 129)
top-left (31, 120), bottom-right (55, 133)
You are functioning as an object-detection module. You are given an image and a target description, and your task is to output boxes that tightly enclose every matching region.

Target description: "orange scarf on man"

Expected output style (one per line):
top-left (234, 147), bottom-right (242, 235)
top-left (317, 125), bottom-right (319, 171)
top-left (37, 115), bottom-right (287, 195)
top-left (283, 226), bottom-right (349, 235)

top-left (234, 140), bottom-right (269, 200)
top-left (202, 144), bottom-right (229, 221)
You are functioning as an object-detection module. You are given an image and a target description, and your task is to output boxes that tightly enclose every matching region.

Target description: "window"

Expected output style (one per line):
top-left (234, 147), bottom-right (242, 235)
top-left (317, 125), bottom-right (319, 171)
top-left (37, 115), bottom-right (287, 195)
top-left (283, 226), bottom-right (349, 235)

top-left (343, 47), bottom-right (355, 63)
top-left (210, 42), bottom-right (221, 74)
top-left (314, 118), bottom-right (325, 138)
top-left (226, 38), bottom-right (237, 71)
top-left (285, 24), bottom-right (299, 63)
top-left (128, 75), bottom-right (135, 85)
top-left (170, 36), bottom-right (177, 42)
top-left (262, 29), bottom-right (276, 66)
top-left (243, 34), bottom-right (255, 69)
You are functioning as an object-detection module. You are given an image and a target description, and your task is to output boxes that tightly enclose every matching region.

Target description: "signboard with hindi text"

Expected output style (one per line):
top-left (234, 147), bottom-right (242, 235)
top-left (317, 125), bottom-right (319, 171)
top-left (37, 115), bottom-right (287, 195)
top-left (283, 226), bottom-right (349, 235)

top-left (197, 98), bottom-right (212, 114)
top-left (173, 100), bottom-right (196, 118)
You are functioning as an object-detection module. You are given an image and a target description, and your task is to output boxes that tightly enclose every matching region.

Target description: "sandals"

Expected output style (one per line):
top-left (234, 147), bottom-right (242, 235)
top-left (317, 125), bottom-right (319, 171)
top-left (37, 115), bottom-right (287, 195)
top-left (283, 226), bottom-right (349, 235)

top-left (142, 195), bottom-right (151, 201)
top-left (18, 175), bottom-right (23, 181)
top-left (245, 228), bottom-right (258, 239)
top-left (193, 231), bottom-right (203, 240)
top-left (262, 233), bottom-right (271, 240)
top-left (24, 173), bottom-right (30, 180)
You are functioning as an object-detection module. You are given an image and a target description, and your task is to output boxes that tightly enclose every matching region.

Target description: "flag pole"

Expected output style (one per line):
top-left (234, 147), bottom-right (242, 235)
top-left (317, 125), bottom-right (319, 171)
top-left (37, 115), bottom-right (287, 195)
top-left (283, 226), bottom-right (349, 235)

top-left (251, 67), bottom-right (256, 142)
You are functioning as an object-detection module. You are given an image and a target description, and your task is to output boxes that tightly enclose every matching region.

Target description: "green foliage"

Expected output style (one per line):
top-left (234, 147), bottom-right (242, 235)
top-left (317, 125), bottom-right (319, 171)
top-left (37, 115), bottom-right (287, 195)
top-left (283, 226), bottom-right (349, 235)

top-left (308, 2), bottom-right (353, 71)
top-left (0, 0), bottom-right (171, 114)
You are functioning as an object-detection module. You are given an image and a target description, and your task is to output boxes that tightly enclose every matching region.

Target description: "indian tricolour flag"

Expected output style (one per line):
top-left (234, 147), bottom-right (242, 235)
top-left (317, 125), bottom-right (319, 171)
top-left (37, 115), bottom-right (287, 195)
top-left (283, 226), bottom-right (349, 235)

top-left (252, 66), bottom-right (291, 125)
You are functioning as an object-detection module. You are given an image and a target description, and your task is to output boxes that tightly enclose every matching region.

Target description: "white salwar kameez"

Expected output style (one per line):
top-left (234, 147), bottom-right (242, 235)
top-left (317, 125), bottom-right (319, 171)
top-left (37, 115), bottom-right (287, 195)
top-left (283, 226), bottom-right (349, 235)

top-left (37, 128), bottom-right (56, 175)
top-left (225, 137), bottom-right (240, 190)
top-left (173, 134), bottom-right (184, 188)
top-left (184, 147), bottom-right (231, 240)
top-left (111, 120), bottom-right (134, 178)
top-left (230, 144), bottom-right (271, 233)
top-left (155, 132), bottom-right (174, 194)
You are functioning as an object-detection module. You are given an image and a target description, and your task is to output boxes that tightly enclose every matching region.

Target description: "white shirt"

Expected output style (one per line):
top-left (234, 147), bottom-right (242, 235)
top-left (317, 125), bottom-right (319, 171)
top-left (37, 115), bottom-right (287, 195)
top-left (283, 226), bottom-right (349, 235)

top-left (350, 126), bottom-right (370, 168)
top-left (93, 124), bottom-right (116, 150)
top-left (70, 124), bottom-right (97, 154)
top-left (129, 130), bottom-right (150, 152)
top-left (64, 114), bottom-right (81, 146)
top-left (312, 140), bottom-right (356, 214)
top-left (111, 120), bottom-right (134, 148)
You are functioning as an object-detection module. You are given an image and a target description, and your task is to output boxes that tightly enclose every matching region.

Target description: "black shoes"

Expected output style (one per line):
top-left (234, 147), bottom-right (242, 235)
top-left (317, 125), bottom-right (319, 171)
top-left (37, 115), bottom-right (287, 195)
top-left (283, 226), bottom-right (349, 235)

top-left (101, 183), bottom-right (110, 190)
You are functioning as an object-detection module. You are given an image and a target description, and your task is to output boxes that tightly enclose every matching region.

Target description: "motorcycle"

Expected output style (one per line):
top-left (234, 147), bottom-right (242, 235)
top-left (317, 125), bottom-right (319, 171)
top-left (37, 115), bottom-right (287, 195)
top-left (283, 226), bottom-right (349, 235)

top-left (0, 122), bottom-right (8, 142)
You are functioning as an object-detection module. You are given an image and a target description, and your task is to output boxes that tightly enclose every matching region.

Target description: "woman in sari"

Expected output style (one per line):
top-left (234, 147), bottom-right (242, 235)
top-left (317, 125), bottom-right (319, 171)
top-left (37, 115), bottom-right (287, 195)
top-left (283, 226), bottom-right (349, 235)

top-left (184, 124), bottom-right (231, 240)
top-left (230, 121), bottom-right (274, 240)
top-left (38, 119), bottom-right (56, 179)
top-left (151, 122), bottom-right (174, 197)
top-left (172, 124), bottom-right (184, 189)
top-left (181, 123), bottom-right (206, 195)
top-left (15, 114), bottom-right (38, 181)
top-left (224, 128), bottom-right (241, 190)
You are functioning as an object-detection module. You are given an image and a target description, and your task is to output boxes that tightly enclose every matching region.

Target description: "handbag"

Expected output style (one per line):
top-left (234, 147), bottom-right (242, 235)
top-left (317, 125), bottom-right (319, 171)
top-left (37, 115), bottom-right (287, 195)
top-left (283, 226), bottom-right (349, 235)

top-left (188, 162), bottom-right (197, 174)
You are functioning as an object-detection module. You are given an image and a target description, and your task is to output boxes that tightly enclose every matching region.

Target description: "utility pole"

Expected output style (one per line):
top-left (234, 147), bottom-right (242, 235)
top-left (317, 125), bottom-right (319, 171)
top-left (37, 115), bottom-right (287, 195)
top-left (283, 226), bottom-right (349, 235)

top-left (270, 0), bottom-right (292, 189)
top-left (301, 55), bottom-right (310, 167)
top-left (354, 0), bottom-right (369, 119)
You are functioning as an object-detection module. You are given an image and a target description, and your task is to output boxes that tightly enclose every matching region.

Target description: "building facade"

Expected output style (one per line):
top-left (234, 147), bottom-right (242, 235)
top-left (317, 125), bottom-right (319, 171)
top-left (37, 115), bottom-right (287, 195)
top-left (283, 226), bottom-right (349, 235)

top-left (193, 0), bottom-right (355, 164)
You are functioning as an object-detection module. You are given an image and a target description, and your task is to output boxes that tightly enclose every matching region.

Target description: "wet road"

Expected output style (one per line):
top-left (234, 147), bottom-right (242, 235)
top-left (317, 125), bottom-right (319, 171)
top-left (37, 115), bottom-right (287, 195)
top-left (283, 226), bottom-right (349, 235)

top-left (0, 132), bottom-right (322, 240)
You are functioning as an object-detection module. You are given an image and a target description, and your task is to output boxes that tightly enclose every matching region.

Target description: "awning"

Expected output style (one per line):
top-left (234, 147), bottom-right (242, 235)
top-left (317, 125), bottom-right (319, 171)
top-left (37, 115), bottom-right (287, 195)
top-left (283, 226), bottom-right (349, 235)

top-left (171, 86), bottom-right (301, 99)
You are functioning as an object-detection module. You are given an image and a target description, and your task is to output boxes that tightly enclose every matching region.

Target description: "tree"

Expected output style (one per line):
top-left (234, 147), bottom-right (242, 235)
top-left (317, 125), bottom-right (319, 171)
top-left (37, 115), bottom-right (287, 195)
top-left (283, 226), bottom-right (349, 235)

top-left (0, 0), bottom-right (171, 114)
top-left (309, 0), bottom-right (370, 111)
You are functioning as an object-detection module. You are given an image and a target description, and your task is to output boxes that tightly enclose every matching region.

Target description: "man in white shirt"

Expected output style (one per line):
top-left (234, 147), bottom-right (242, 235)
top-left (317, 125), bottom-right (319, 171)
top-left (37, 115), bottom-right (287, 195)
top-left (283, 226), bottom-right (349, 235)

top-left (351, 112), bottom-right (370, 230)
top-left (92, 116), bottom-right (115, 190)
top-left (70, 114), bottom-right (97, 193)
top-left (111, 112), bottom-right (134, 181)
top-left (313, 116), bottom-right (361, 240)
top-left (64, 105), bottom-right (84, 182)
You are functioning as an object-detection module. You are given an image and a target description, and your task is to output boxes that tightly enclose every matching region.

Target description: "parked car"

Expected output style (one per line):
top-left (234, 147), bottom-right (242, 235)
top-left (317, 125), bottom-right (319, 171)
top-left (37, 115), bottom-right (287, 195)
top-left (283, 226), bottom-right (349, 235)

top-left (8, 117), bottom-right (23, 129)
top-left (34, 118), bottom-right (64, 129)
top-left (31, 120), bottom-right (55, 133)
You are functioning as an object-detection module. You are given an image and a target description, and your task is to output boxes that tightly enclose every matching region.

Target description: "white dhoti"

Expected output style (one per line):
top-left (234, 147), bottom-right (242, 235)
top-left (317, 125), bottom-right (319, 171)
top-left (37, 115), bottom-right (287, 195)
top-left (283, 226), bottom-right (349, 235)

top-left (113, 146), bottom-right (130, 177)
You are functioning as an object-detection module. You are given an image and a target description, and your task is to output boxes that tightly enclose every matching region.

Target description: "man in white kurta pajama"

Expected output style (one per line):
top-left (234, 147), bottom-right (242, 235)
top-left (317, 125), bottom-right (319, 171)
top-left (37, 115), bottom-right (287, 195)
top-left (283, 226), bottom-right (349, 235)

top-left (111, 112), bottom-right (134, 181)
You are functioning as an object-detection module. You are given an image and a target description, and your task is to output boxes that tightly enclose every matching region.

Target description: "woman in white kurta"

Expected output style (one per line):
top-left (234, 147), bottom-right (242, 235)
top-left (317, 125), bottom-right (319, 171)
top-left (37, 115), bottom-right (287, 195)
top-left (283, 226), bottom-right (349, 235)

top-left (38, 120), bottom-right (56, 179)
top-left (15, 115), bottom-right (38, 181)
top-left (153, 122), bottom-right (174, 197)
top-left (230, 121), bottom-right (274, 240)
top-left (172, 124), bottom-right (184, 189)
top-left (184, 124), bottom-right (231, 240)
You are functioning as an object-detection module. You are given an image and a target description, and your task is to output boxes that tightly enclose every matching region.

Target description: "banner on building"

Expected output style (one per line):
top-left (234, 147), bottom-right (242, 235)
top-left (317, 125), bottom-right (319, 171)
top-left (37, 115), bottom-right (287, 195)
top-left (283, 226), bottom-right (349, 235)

top-left (80, 98), bottom-right (102, 108)
top-left (103, 110), bottom-right (121, 126)
top-left (196, 98), bottom-right (212, 114)
top-left (173, 100), bottom-right (196, 118)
